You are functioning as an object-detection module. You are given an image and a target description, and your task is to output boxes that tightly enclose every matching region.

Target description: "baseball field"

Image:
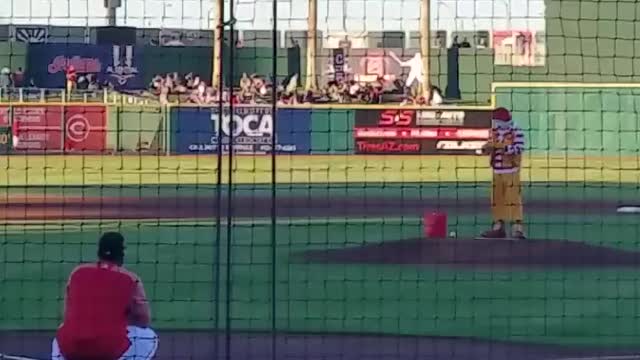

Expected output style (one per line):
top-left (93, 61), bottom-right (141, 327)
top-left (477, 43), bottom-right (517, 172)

top-left (1, 154), bottom-right (640, 360)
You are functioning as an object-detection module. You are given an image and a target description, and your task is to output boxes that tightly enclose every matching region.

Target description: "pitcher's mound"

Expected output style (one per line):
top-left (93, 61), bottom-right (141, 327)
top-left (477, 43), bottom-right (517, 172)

top-left (296, 237), bottom-right (640, 269)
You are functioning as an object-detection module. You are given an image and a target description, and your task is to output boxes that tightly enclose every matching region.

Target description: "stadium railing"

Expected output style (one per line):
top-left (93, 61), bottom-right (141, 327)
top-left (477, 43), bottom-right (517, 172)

top-left (0, 88), bottom-right (159, 105)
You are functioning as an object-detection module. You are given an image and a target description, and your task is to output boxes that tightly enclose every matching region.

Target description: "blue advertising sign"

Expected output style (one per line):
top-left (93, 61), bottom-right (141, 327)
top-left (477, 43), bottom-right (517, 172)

top-left (103, 44), bottom-right (143, 90)
top-left (171, 106), bottom-right (311, 155)
top-left (27, 44), bottom-right (143, 90)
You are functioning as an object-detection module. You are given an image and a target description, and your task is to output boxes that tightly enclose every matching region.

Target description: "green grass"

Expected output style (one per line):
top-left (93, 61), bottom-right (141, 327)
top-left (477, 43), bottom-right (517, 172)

top-left (3, 214), bottom-right (640, 347)
top-left (0, 154), bottom-right (638, 185)
top-left (0, 153), bottom-right (638, 347)
top-left (4, 182), bottom-right (638, 203)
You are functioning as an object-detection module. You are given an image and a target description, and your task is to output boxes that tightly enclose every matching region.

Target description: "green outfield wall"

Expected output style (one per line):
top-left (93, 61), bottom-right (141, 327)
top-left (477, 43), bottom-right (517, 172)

top-left (141, 47), bottom-right (214, 85)
top-left (495, 86), bottom-right (640, 156)
top-left (140, 46), bottom-right (291, 85)
top-left (310, 110), bottom-right (355, 154)
top-left (97, 98), bottom-right (640, 156)
top-left (0, 42), bottom-right (27, 73)
top-left (107, 106), bottom-right (166, 152)
top-left (1, 99), bottom-right (637, 156)
top-left (463, 0), bottom-right (640, 103)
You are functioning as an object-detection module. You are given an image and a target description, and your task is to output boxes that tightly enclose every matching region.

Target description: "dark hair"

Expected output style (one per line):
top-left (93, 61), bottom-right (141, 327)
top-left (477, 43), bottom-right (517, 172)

top-left (98, 232), bottom-right (125, 265)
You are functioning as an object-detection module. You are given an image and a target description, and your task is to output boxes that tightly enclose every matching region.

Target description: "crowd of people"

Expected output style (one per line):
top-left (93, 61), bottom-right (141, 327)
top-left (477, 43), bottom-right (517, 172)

top-left (0, 67), bottom-right (27, 91)
top-left (145, 71), bottom-right (444, 106)
top-left (1, 66), bottom-right (108, 101)
top-left (1, 66), bottom-right (445, 106)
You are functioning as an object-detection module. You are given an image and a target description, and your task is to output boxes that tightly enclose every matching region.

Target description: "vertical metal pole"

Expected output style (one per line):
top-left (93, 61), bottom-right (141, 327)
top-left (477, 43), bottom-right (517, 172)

top-left (270, 0), bottom-right (278, 357)
top-left (212, 0), bottom-right (223, 88)
top-left (106, 8), bottom-right (117, 26)
top-left (305, 0), bottom-right (318, 91)
top-left (214, 1), bottom-right (225, 360)
top-left (116, 106), bottom-right (122, 152)
top-left (61, 105), bottom-right (66, 153)
top-left (420, 0), bottom-right (431, 98)
top-left (225, 0), bottom-right (236, 359)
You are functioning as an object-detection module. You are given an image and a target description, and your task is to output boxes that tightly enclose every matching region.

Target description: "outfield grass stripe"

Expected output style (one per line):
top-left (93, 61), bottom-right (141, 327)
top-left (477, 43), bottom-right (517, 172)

top-left (0, 217), bottom-right (420, 225)
top-left (0, 217), bottom-right (422, 234)
top-left (0, 155), bottom-right (638, 185)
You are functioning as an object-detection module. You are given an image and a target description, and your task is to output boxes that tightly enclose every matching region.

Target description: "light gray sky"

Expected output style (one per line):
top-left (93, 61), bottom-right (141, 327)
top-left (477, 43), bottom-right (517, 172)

top-left (0, 0), bottom-right (545, 32)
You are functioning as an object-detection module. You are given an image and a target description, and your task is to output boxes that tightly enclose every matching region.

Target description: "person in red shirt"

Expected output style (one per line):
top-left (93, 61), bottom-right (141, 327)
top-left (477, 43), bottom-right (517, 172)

top-left (52, 232), bottom-right (158, 360)
top-left (11, 115), bottom-right (20, 149)
top-left (65, 65), bottom-right (77, 93)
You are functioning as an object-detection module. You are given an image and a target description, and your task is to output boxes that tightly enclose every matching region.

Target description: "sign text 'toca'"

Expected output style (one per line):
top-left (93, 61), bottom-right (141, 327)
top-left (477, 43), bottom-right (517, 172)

top-left (211, 113), bottom-right (273, 137)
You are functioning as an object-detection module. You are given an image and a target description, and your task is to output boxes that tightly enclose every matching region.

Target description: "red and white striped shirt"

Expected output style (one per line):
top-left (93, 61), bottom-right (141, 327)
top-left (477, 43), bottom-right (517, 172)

top-left (489, 124), bottom-right (525, 173)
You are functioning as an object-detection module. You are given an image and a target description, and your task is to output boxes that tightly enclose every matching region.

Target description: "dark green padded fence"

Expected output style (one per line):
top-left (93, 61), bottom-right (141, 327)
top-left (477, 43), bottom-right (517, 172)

top-left (496, 85), bottom-right (640, 156)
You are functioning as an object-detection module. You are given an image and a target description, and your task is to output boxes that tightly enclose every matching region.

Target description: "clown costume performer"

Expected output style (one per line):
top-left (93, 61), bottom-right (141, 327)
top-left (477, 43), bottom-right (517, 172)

top-left (480, 107), bottom-right (526, 239)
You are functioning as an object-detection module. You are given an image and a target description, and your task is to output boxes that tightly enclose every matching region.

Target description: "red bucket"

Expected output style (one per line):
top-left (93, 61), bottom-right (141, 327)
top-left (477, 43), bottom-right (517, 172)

top-left (423, 212), bottom-right (448, 238)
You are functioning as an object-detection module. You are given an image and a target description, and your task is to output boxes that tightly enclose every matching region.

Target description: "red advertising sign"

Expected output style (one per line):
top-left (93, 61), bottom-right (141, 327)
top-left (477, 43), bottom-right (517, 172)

top-left (0, 107), bottom-right (10, 127)
top-left (11, 105), bottom-right (106, 152)
top-left (378, 109), bottom-right (414, 127)
top-left (492, 30), bottom-right (545, 67)
top-left (356, 140), bottom-right (422, 154)
top-left (354, 109), bottom-right (492, 155)
top-left (355, 139), bottom-right (484, 155)
top-left (12, 105), bottom-right (63, 151)
top-left (353, 127), bottom-right (490, 140)
top-left (64, 106), bottom-right (106, 152)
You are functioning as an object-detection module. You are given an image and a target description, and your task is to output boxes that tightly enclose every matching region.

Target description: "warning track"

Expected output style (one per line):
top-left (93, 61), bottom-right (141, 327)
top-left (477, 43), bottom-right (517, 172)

top-left (0, 195), bottom-right (622, 220)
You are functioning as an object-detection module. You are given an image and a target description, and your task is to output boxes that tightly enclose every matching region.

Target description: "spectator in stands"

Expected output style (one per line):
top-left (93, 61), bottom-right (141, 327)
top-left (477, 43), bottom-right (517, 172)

top-left (145, 68), bottom-right (443, 106)
top-left (400, 83), bottom-right (443, 106)
top-left (188, 81), bottom-right (208, 105)
top-left (159, 83), bottom-right (169, 105)
top-left (430, 85), bottom-right (444, 105)
top-left (251, 75), bottom-right (268, 97)
top-left (163, 73), bottom-right (174, 92)
top-left (76, 75), bottom-right (89, 90)
top-left (370, 78), bottom-right (385, 103)
top-left (477, 37), bottom-right (488, 49)
top-left (173, 77), bottom-right (188, 94)
top-left (66, 65), bottom-right (77, 94)
top-left (451, 36), bottom-right (460, 48)
top-left (87, 74), bottom-right (99, 91)
top-left (276, 75), bottom-right (298, 105)
top-left (0, 68), bottom-right (11, 92)
top-left (239, 73), bottom-right (255, 104)
top-left (12, 67), bottom-right (24, 88)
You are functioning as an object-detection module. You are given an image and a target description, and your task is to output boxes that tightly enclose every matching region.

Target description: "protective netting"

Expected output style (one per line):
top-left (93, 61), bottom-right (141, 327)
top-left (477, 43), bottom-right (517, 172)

top-left (1, 1), bottom-right (640, 360)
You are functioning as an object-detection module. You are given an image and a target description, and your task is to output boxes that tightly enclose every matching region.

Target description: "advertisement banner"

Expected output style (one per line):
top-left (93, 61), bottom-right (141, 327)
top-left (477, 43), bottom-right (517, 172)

top-left (355, 139), bottom-right (484, 155)
top-left (353, 108), bottom-right (491, 155)
top-left (332, 48), bottom-right (346, 82)
top-left (8, 105), bottom-right (107, 152)
top-left (354, 127), bottom-right (489, 140)
top-left (492, 30), bottom-right (546, 67)
top-left (27, 44), bottom-right (143, 90)
top-left (0, 127), bottom-right (12, 154)
top-left (13, 26), bottom-right (49, 43)
top-left (12, 106), bottom-right (63, 151)
top-left (171, 106), bottom-right (311, 155)
top-left (354, 109), bottom-right (492, 128)
top-left (320, 48), bottom-right (432, 87)
top-left (0, 107), bottom-right (10, 127)
top-left (64, 106), bottom-right (107, 152)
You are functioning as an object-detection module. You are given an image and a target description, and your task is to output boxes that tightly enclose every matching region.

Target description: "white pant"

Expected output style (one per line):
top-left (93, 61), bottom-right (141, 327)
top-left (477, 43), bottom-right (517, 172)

top-left (52, 326), bottom-right (158, 360)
